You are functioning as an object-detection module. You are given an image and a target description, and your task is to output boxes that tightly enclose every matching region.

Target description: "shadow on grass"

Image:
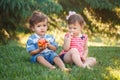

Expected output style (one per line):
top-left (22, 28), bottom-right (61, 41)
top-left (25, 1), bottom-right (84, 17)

top-left (0, 45), bottom-right (120, 80)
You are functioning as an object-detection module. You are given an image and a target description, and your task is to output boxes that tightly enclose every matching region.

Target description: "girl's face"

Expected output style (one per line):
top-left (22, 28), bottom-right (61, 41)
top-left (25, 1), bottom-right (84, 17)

top-left (32, 19), bottom-right (48, 37)
top-left (68, 21), bottom-right (83, 37)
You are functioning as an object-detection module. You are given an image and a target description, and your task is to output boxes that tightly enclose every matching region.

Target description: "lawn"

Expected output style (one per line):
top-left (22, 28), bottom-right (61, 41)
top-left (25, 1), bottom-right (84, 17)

top-left (0, 42), bottom-right (120, 80)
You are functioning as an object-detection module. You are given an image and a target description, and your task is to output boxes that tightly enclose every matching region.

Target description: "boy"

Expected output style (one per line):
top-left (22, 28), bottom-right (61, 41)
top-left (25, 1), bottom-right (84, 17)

top-left (26, 11), bottom-right (70, 72)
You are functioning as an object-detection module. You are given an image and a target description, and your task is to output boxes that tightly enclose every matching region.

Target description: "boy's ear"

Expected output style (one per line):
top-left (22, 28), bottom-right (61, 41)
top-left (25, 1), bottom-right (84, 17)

top-left (31, 27), bottom-right (35, 31)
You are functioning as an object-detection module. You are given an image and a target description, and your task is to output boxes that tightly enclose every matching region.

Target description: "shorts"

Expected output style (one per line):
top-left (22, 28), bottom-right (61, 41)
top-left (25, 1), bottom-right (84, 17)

top-left (59, 54), bottom-right (65, 61)
top-left (30, 51), bottom-right (58, 64)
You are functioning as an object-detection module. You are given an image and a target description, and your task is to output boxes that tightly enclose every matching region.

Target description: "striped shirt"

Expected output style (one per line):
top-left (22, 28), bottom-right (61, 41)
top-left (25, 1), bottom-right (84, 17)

top-left (26, 33), bottom-right (58, 54)
top-left (60, 33), bottom-right (87, 57)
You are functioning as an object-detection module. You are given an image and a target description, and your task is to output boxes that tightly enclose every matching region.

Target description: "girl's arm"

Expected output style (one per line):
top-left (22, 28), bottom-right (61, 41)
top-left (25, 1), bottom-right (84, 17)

top-left (83, 44), bottom-right (88, 58)
top-left (63, 36), bottom-right (71, 51)
top-left (82, 41), bottom-right (88, 61)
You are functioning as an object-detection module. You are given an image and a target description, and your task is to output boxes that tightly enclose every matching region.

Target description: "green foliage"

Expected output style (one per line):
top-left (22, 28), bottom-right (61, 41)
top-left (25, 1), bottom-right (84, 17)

top-left (0, 44), bottom-right (120, 80)
top-left (0, 0), bottom-right (62, 45)
top-left (58, 0), bottom-right (120, 41)
top-left (0, 0), bottom-right (34, 44)
top-left (0, 0), bottom-right (120, 45)
top-left (85, 0), bottom-right (115, 10)
top-left (35, 0), bottom-right (62, 14)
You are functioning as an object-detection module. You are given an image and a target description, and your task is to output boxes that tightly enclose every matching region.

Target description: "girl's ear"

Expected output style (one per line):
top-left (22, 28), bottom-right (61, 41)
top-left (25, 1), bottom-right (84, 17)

top-left (81, 24), bottom-right (84, 28)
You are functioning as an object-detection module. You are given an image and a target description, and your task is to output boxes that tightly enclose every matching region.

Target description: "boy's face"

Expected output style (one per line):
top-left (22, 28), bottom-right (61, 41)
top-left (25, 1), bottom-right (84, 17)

top-left (68, 21), bottom-right (83, 36)
top-left (32, 19), bottom-right (48, 36)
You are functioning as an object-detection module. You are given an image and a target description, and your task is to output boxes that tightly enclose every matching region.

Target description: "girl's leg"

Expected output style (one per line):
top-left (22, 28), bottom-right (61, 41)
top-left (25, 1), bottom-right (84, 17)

top-left (53, 56), bottom-right (71, 72)
top-left (37, 56), bottom-right (56, 70)
top-left (84, 57), bottom-right (96, 67)
top-left (64, 48), bottom-right (84, 67)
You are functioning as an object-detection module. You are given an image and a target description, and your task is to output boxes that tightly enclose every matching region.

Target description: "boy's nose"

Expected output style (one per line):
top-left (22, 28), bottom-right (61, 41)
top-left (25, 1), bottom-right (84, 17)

top-left (71, 29), bottom-right (74, 32)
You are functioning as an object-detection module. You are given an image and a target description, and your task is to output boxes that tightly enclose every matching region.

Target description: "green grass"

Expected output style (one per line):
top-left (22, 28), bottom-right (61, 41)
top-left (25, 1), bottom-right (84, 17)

top-left (0, 43), bottom-right (120, 80)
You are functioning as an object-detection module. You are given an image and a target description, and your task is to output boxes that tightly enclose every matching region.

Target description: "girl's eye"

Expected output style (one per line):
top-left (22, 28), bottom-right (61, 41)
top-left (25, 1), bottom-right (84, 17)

top-left (43, 25), bottom-right (47, 27)
top-left (69, 27), bottom-right (72, 29)
top-left (37, 26), bottom-right (41, 27)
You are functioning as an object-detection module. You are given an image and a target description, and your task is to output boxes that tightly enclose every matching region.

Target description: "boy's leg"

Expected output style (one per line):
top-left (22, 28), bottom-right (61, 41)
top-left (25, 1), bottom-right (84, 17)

top-left (53, 56), bottom-right (71, 72)
top-left (53, 56), bottom-right (66, 69)
top-left (64, 48), bottom-right (84, 67)
top-left (37, 56), bottom-right (56, 69)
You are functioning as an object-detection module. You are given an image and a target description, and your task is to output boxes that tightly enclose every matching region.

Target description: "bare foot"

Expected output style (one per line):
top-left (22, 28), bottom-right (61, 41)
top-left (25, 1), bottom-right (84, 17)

top-left (49, 66), bottom-right (56, 70)
top-left (83, 64), bottom-right (93, 70)
top-left (62, 68), bottom-right (71, 73)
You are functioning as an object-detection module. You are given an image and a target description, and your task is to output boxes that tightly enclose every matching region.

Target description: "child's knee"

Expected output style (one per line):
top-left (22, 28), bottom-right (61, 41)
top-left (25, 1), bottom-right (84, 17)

top-left (37, 56), bottom-right (44, 61)
top-left (70, 48), bottom-right (79, 54)
top-left (90, 58), bottom-right (97, 66)
top-left (93, 58), bottom-right (97, 64)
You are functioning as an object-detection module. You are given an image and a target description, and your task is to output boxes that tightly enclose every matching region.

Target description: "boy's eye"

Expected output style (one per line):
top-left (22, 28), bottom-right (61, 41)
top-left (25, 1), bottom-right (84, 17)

top-left (37, 26), bottom-right (41, 27)
top-left (69, 27), bottom-right (72, 29)
top-left (74, 28), bottom-right (77, 29)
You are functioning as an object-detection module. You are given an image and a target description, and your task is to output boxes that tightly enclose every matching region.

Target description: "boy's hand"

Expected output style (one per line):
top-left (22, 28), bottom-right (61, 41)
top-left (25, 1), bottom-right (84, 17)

top-left (38, 38), bottom-right (48, 50)
top-left (39, 43), bottom-right (47, 50)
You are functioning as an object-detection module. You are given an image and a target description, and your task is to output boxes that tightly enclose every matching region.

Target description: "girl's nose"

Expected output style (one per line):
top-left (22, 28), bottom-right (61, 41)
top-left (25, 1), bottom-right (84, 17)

top-left (71, 29), bottom-right (74, 32)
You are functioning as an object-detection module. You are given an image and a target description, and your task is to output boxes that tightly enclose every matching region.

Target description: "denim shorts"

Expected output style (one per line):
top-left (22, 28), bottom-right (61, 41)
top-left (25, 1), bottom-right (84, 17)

top-left (30, 51), bottom-right (58, 64)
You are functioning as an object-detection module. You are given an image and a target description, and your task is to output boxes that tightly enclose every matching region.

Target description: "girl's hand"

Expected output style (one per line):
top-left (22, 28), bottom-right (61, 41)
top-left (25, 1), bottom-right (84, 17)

top-left (65, 32), bottom-right (73, 41)
top-left (68, 32), bottom-right (73, 39)
top-left (81, 56), bottom-right (86, 62)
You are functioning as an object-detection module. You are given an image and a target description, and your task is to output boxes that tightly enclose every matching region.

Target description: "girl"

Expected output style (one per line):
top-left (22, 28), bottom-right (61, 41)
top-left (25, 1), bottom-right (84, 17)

top-left (59, 11), bottom-right (96, 68)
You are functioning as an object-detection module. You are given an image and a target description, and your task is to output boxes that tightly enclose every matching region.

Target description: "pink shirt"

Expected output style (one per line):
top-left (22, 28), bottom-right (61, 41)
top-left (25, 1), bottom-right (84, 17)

top-left (60, 33), bottom-right (88, 57)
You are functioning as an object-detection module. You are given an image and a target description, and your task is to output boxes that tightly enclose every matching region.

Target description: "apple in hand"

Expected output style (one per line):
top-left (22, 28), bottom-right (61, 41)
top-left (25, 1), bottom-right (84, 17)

top-left (38, 38), bottom-right (47, 47)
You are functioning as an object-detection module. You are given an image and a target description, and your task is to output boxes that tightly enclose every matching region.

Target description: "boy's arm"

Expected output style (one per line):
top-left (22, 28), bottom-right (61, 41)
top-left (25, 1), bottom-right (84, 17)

top-left (47, 42), bottom-right (57, 51)
top-left (29, 48), bottom-right (44, 55)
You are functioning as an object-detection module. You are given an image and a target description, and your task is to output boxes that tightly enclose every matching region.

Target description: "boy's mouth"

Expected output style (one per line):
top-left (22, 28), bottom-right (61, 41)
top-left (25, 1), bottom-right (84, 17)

top-left (41, 31), bottom-right (45, 33)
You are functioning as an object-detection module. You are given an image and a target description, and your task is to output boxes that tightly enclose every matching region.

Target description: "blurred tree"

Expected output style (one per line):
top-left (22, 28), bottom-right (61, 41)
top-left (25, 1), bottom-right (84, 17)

top-left (0, 0), bottom-right (120, 45)
top-left (58, 0), bottom-right (120, 44)
top-left (0, 0), bottom-right (62, 44)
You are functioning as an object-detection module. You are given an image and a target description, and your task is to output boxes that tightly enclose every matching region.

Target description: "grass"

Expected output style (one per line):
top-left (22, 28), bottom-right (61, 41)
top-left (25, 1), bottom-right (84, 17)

top-left (0, 41), bottom-right (120, 80)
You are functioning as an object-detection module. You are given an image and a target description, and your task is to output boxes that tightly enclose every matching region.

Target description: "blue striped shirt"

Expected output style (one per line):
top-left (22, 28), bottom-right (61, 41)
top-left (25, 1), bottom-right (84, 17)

top-left (26, 33), bottom-right (58, 54)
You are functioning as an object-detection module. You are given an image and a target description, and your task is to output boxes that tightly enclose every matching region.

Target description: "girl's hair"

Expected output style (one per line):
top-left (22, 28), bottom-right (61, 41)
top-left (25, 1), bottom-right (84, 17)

top-left (29, 11), bottom-right (48, 28)
top-left (67, 14), bottom-right (86, 26)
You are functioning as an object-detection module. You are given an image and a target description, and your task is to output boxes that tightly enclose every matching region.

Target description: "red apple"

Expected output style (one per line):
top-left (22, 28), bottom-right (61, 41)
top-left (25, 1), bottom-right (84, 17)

top-left (38, 38), bottom-right (47, 47)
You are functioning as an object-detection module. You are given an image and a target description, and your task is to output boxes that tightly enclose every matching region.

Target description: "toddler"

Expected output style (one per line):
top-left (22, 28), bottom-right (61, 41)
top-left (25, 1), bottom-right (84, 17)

top-left (26, 11), bottom-right (70, 72)
top-left (59, 11), bottom-right (96, 69)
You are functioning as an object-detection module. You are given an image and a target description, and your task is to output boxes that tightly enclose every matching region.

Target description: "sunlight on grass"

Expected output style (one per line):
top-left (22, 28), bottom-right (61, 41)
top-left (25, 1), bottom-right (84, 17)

top-left (114, 7), bottom-right (120, 18)
top-left (17, 33), bottom-right (30, 47)
top-left (106, 67), bottom-right (120, 80)
top-left (83, 8), bottom-right (120, 46)
top-left (17, 28), bottom-right (66, 47)
top-left (47, 28), bottom-right (65, 46)
top-left (17, 28), bottom-right (120, 47)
